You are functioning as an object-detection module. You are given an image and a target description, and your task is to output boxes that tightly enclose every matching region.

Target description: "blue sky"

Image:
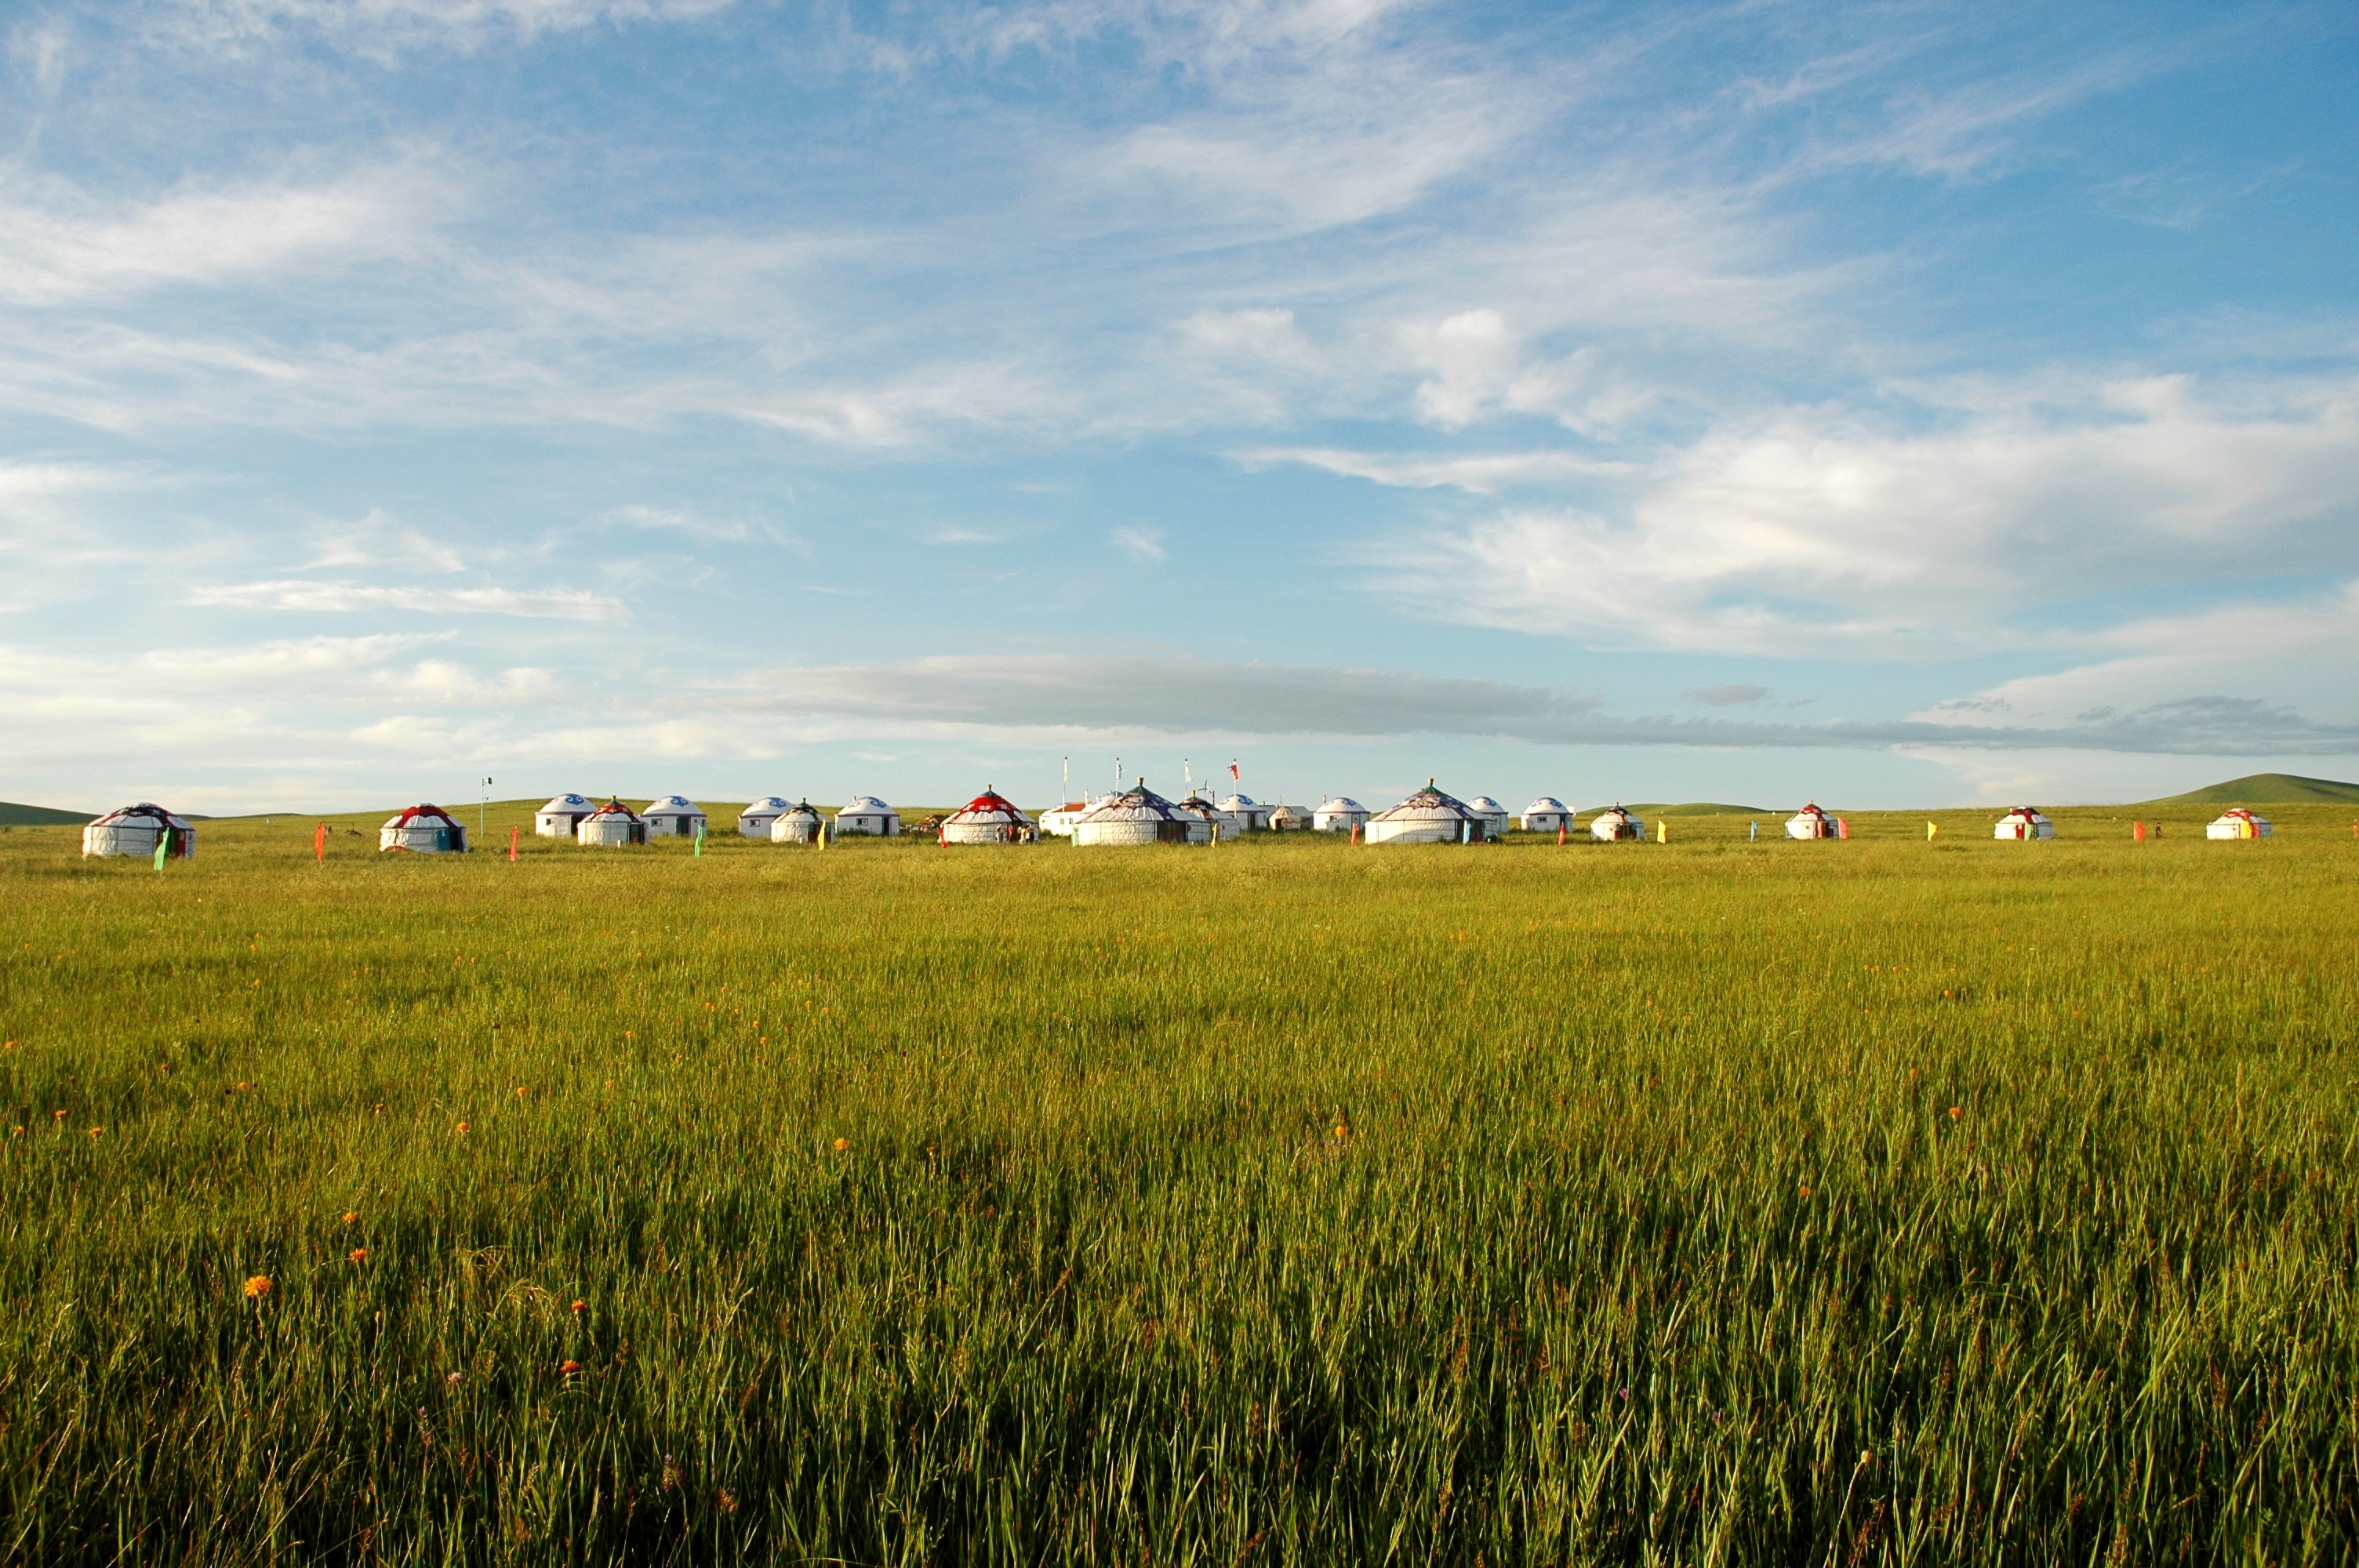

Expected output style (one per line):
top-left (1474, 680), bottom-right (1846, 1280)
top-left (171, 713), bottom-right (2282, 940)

top-left (5, 0), bottom-right (2357, 813)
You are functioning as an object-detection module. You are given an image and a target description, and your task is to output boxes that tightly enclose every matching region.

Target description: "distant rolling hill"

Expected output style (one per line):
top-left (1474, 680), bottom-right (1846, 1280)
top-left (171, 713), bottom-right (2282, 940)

top-left (1617, 802), bottom-right (1772, 815)
top-left (0, 801), bottom-right (91, 826)
top-left (2142, 772), bottom-right (2359, 806)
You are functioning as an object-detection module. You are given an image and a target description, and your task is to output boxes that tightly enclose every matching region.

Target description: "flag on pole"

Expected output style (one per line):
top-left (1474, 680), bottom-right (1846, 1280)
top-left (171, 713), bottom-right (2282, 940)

top-left (153, 833), bottom-right (168, 871)
top-left (693, 822), bottom-right (704, 858)
top-left (1928, 822), bottom-right (1938, 841)
top-left (1656, 818), bottom-right (1667, 844)
top-left (314, 823), bottom-right (328, 862)
top-left (1229, 760), bottom-right (1240, 782)
top-left (509, 826), bottom-right (519, 862)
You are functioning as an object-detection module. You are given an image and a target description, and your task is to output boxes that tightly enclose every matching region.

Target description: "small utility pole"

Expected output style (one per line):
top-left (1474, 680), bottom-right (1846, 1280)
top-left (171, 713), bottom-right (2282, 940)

top-left (481, 777), bottom-right (493, 842)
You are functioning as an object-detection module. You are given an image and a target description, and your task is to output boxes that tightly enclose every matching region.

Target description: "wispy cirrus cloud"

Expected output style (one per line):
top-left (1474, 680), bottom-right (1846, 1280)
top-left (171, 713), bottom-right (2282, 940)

top-left (187, 579), bottom-right (626, 619)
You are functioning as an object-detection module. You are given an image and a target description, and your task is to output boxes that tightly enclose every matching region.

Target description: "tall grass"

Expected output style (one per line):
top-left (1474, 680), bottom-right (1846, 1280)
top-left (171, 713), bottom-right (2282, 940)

top-left (2, 807), bottom-right (2355, 1563)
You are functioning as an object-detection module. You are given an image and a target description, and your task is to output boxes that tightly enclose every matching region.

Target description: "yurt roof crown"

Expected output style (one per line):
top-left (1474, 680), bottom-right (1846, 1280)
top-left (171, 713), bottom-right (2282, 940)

top-left (1372, 780), bottom-right (1478, 819)
top-left (384, 804), bottom-right (463, 829)
top-left (1078, 779), bottom-right (1186, 820)
top-left (583, 798), bottom-right (642, 821)
top-left (841, 795), bottom-right (894, 814)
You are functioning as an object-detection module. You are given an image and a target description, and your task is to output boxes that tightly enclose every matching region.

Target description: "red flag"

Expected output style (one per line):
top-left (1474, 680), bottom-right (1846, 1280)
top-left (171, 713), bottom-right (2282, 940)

top-left (314, 823), bottom-right (327, 863)
top-left (1228, 760), bottom-right (1240, 781)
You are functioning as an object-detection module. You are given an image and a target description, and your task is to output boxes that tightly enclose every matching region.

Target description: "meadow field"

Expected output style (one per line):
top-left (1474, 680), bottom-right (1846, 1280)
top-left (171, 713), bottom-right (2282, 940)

top-left (2, 802), bottom-right (2355, 1564)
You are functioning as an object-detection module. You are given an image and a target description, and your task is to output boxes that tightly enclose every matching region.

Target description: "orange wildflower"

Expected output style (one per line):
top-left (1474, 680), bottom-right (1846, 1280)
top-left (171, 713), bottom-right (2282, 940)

top-left (349, 1247), bottom-right (368, 1264)
top-left (570, 1299), bottom-right (587, 1314)
top-left (833, 1137), bottom-right (849, 1152)
top-left (1948, 1106), bottom-right (1963, 1119)
top-left (456, 1120), bottom-right (470, 1134)
top-left (561, 1359), bottom-right (581, 1375)
top-left (243, 1276), bottom-right (273, 1299)
top-left (87, 1127), bottom-right (102, 1138)
top-left (341, 1210), bottom-right (360, 1225)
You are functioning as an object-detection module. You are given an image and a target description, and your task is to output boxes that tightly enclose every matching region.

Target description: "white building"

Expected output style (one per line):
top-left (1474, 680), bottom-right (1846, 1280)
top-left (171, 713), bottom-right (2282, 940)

top-left (1040, 795), bottom-right (1112, 837)
top-left (1590, 804), bottom-right (1645, 841)
top-left (1994, 807), bottom-right (2054, 840)
top-left (1074, 780), bottom-right (1206, 845)
top-left (576, 800), bottom-right (646, 847)
top-left (2207, 808), bottom-right (2273, 840)
top-left (1521, 797), bottom-right (1572, 833)
top-left (1312, 797), bottom-right (1369, 833)
top-left (1365, 781), bottom-right (1487, 844)
top-left (1268, 802), bottom-right (1315, 832)
top-left (769, 800), bottom-right (826, 844)
top-left (380, 804), bottom-right (468, 853)
top-left (738, 797), bottom-right (792, 837)
top-left (644, 796), bottom-right (707, 839)
top-left (834, 796), bottom-right (900, 836)
top-left (1466, 796), bottom-right (1512, 837)
top-left (82, 803), bottom-right (194, 860)
top-left (941, 787), bottom-right (1034, 844)
top-left (535, 793), bottom-right (596, 838)
top-left (1217, 793), bottom-right (1272, 831)
top-left (1787, 803), bottom-right (1839, 840)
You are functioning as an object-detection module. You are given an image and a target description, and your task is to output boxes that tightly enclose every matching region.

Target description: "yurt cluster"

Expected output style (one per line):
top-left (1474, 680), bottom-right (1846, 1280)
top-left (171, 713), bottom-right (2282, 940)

top-left (75, 784), bottom-right (2281, 858)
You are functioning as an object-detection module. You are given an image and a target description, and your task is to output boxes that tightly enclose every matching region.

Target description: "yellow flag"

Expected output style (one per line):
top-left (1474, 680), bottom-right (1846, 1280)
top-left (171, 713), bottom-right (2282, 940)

top-left (1656, 818), bottom-right (1667, 844)
top-left (1928, 821), bottom-right (1938, 840)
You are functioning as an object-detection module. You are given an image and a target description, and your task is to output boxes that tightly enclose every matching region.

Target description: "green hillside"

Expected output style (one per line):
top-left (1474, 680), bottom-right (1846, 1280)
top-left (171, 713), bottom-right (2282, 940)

top-left (1619, 801), bottom-right (1772, 816)
top-left (2142, 772), bottom-right (2359, 806)
top-left (0, 800), bottom-right (90, 826)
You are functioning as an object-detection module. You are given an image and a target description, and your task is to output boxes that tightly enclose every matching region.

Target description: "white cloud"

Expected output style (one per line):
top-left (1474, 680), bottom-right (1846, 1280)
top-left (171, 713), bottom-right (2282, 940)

top-left (187, 579), bottom-right (627, 619)
top-left (1373, 374), bottom-right (2359, 655)
top-left (1110, 526), bottom-right (1166, 562)
top-left (0, 167), bottom-right (441, 305)
top-left (138, 0), bottom-right (737, 57)
top-left (1243, 445), bottom-right (1631, 493)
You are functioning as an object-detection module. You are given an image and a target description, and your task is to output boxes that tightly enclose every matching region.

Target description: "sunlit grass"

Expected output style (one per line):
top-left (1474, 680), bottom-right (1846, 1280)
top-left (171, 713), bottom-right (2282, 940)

top-left (2, 804), bottom-right (2355, 1563)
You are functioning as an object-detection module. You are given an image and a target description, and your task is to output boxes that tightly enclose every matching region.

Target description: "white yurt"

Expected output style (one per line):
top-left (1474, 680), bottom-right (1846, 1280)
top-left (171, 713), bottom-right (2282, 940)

top-left (1994, 807), bottom-right (2054, 840)
top-left (1521, 797), bottom-right (1572, 833)
top-left (380, 804), bottom-right (469, 853)
top-left (1365, 780), bottom-right (1487, 844)
top-left (1466, 796), bottom-right (1512, 837)
top-left (769, 800), bottom-right (827, 844)
top-left (536, 793), bottom-right (596, 838)
top-left (738, 797), bottom-right (792, 837)
top-left (1268, 802), bottom-right (1315, 832)
top-left (643, 796), bottom-right (707, 839)
top-left (834, 796), bottom-right (900, 837)
top-left (1039, 795), bottom-right (1110, 837)
top-left (1217, 793), bottom-right (1272, 832)
top-left (940, 787), bottom-right (1034, 844)
top-left (1074, 780), bottom-right (1208, 845)
top-left (1312, 797), bottom-right (1369, 833)
top-left (1178, 791), bottom-right (1244, 840)
top-left (1787, 803), bottom-right (1839, 840)
top-left (82, 803), bottom-right (194, 860)
top-left (2207, 808), bottom-right (2273, 840)
top-left (1590, 804), bottom-right (1645, 842)
top-left (576, 799), bottom-right (646, 847)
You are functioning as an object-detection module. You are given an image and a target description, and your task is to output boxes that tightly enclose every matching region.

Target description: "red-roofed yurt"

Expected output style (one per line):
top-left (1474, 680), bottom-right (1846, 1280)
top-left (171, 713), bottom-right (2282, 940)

top-left (940, 787), bottom-right (1034, 844)
top-left (380, 803), bottom-right (469, 853)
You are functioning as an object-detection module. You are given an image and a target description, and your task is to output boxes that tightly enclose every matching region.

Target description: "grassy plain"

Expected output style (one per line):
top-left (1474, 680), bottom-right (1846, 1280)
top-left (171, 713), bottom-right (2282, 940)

top-left (2, 802), bottom-right (2356, 1564)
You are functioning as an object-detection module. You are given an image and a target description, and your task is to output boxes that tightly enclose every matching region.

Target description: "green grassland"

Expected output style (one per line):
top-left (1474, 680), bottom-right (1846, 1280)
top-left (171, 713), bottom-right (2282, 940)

top-left (3, 804), bottom-right (2357, 1563)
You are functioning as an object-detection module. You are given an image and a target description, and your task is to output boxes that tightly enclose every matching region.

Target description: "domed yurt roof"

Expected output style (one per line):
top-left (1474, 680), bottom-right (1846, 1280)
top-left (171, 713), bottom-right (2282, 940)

top-left (1269, 802), bottom-right (1314, 827)
top-left (1078, 780), bottom-right (1186, 825)
top-left (1319, 796), bottom-right (1365, 812)
top-left (582, 799), bottom-right (642, 822)
top-left (1216, 793), bottom-right (1256, 811)
top-left (840, 795), bottom-right (895, 816)
top-left (1467, 795), bottom-right (1509, 818)
top-left (89, 802), bottom-right (191, 832)
top-left (778, 798), bottom-right (823, 822)
top-left (1370, 781), bottom-right (1480, 825)
top-left (741, 795), bottom-right (791, 816)
top-left (947, 788), bottom-right (1027, 826)
top-left (645, 794), bottom-right (703, 815)
top-left (540, 793), bottom-right (594, 814)
top-left (383, 803), bottom-right (462, 830)
top-left (2208, 807), bottom-right (2273, 838)
top-left (1525, 797), bottom-right (1568, 815)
